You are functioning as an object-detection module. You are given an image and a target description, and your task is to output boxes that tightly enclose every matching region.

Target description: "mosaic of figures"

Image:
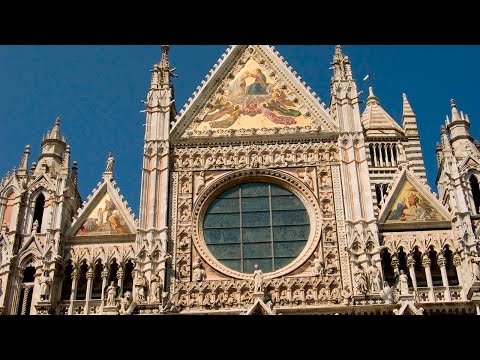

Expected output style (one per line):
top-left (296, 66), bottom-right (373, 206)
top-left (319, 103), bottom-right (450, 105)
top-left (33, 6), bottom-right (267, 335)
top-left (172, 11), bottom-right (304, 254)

top-left (75, 193), bottom-right (130, 236)
top-left (173, 141), bottom-right (339, 171)
top-left (386, 180), bottom-right (443, 223)
top-left (195, 57), bottom-right (311, 131)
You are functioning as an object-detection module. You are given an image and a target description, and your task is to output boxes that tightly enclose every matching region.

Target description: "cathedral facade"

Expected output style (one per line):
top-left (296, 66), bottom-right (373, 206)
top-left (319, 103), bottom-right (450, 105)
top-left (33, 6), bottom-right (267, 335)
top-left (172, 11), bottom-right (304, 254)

top-left (1, 45), bottom-right (480, 315)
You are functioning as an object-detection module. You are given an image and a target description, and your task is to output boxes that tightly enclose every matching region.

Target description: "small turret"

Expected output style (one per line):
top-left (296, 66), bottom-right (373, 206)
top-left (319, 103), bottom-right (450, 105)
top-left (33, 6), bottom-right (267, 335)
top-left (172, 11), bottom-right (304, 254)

top-left (37, 117), bottom-right (68, 176)
top-left (447, 99), bottom-right (473, 158)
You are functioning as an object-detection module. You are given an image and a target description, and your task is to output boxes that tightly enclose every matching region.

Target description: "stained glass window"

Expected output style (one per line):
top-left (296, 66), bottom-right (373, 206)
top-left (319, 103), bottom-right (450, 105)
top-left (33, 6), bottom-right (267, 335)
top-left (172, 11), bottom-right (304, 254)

top-left (203, 182), bottom-right (310, 273)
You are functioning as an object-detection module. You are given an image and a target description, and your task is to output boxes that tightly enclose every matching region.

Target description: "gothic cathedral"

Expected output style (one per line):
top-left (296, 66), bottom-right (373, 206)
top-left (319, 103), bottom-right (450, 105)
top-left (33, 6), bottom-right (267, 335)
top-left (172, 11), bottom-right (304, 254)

top-left (1, 45), bottom-right (480, 315)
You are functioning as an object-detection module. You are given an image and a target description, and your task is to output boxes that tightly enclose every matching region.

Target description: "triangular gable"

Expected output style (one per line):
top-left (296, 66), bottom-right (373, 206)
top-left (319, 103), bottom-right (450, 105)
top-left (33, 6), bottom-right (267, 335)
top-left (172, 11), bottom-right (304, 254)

top-left (19, 232), bottom-right (44, 256)
top-left (0, 172), bottom-right (20, 196)
top-left (28, 172), bottom-right (55, 191)
top-left (393, 300), bottom-right (424, 315)
top-left (242, 297), bottom-right (276, 315)
top-left (171, 45), bottom-right (337, 141)
top-left (459, 154), bottom-right (480, 172)
top-left (378, 168), bottom-right (451, 230)
top-left (68, 179), bottom-right (136, 237)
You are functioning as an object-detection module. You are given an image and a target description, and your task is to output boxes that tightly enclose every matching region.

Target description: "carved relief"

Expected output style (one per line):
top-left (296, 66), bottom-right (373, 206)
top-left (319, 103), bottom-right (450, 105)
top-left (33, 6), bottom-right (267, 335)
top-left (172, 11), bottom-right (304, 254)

top-left (168, 275), bottom-right (343, 311)
top-left (173, 142), bottom-right (339, 172)
top-left (331, 165), bottom-right (351, 289)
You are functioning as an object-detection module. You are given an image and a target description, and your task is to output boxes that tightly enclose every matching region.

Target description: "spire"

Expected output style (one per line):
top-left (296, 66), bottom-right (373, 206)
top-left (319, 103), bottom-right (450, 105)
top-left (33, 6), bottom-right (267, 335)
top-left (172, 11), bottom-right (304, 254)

top-left (361, 86), bottom-right (404, 133)
top-left (402, 93), bottom-right (418, 137)
top-left (48, 116), bottom-right (61, 140)
top-left (450, 99), bottom-right (461, 122)
top-left (71, 161), bottom-right (78, 186)
top-left (402, 93), bottom-right (415, 117)
top-left (333, 45), bottom-right (343, 61)
top-left (63, 144), bottom-right (71, 169)
top-left (366, 87), bottom-right (379, 106)
top-left (160, 45), bottom-right (170, 70)
top-left (331, 45), bottom-right (353, 81)
top-left (159, 45), bottom-right (171, 86)
top-left (436, 142), bottom-right (444, 168)
top-left (18, 144), bottom-right (30, 175)
top-left (440, 125), bottom-right (452, 152)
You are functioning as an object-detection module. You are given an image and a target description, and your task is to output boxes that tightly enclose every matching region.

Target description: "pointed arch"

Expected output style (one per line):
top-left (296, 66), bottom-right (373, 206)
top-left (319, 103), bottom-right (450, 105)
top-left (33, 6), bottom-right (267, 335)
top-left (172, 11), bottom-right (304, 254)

top-left (469, 174), bottom-right (480, 214)
top-left (397, 247), bottom-right (408, 273)
top-left (443, 245), bottom-right (459, 286)
top-left (32, 193), bottom-right (45, 233)
top-left (18, 248), bottom-right (41, 269)
top-left (412, 246), bottom-right (427, 288)
top-left (16, 258), bottom-right (36, 315)
top-left (76, 260), bottom-right (88, 301)
top-left (61, 259), bottom-right (74, 301)
top-left (28, 187), bottom-right (49, 234)
top-left (108, 259), bottom-right (119, 285)
top-left (91, 260), bottom-right (104, 299)
top-left (428, 246), bottom-right (442, 287)
top-left (123, 259), bottom-right (134, 294)
top-left (381, 249), bottom-right (395, 285)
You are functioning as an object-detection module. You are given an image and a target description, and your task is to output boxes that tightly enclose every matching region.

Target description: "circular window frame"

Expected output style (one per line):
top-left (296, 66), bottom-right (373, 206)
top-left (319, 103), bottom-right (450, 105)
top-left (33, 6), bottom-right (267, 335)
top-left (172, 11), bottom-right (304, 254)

top-left (192, 168), bottom-right (322, 280)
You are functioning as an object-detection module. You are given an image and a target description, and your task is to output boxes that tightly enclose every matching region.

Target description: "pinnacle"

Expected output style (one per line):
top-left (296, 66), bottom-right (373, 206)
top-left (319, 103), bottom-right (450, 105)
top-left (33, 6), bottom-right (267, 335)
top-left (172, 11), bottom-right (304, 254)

top-left (402, 92), bottom-right (415, 116)
top-left (450, 98), bottom-right (461, 121)
top-left (48, 116), bottom-right (61, 140)
top-left (366, 86), bottom-right (379, 106)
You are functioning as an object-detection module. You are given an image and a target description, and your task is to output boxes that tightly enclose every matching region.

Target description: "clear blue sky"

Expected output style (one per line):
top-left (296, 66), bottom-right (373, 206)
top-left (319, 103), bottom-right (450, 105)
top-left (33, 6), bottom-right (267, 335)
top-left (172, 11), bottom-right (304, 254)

top-left (1, 45), bottom-right (479, 217)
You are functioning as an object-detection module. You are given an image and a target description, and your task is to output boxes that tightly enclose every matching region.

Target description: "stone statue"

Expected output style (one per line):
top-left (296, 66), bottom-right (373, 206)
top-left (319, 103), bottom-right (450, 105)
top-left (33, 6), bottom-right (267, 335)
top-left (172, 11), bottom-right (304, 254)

top-left (39, 270), bottom-right (52, 301)
top-left (105, 152), bottom-right (114, 172)
top-left (397, 141), bottom-right (406, 162)
top-left (341, 286), bottom-right (352, 305)
top-left (31, 219), bottom-right (39, 234)
top-left (106, 281), bottom-right (117, 307)
top-left (300, 167), bottom-right (313, 188)
top-left (119, 291), bottom-right (136, 315)
top-left (469, 252), bottom-right (480, 282)
top-left (196, 171), bottom-right (214, 194)
top-left (150, 270), bottom-right (162, 302)
top-left (380, 281), bottom-right (395, 304)
top-left (253, 264), bottom-right (263, 293)
top-left (367, 262), bottom-right (382, 293)
top-left (325, 257), bottom-right (337, 274)
top-left (353, 265), bottom-right (368, 295)
top-left (320, 173), bottom-right (330, 187)
top-left (192, 259), bottom-right (206, 282)
top-left (311, 253), bottom-right (324, 276)
top-left (134, 271), bottom-right (148, 303)
top-left (398, 270), bottom-right (409, 295)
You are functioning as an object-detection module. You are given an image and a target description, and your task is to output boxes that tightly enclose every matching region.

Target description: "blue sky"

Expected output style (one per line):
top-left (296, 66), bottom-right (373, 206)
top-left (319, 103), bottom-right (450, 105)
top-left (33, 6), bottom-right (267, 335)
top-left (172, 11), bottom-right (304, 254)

top-left (1, 45), bottom-right (479, 217)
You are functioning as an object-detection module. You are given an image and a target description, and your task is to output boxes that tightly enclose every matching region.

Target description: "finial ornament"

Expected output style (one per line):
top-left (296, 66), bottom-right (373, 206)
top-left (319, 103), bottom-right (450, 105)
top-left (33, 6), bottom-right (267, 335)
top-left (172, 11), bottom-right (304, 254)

top-left (160, 45), bottom-right (170, 69)
top-left (335, 45), bottom-right (343, 56)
